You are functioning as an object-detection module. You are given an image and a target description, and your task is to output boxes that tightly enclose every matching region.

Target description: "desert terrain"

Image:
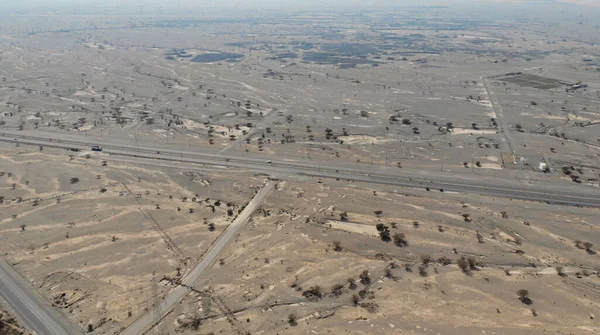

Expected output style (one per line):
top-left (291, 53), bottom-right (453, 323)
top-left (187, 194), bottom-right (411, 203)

top-left (0, 0), bottom-right (599, 334)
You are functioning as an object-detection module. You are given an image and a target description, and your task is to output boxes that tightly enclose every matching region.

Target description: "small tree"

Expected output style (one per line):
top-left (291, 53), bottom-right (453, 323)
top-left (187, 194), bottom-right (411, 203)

top-left (333, 241), bottom-right (343, 252)
top-left (288, 314), bottom-right (297, 326)
top-left (351, 293), bottom-right (360, 305)
top-left (379, 228), bottom-right (391, 242)
top-left (20, 224), bottom-right (26, 231)
top-left (457, 258), bottom-right (469, 274)
top-left (437, 256), bottom-right (452, 266)
top-left (330, 283), bottom-right (344, 297)
top-left (418, 265), bottom-right (428, 277)
top-left (467, 257), bottom-right (479, 270)
top-left (359, 270), bottom-right (371, 285)
top-left (517, 289), bottom-right (532, 305)
top-left (70, 177), bottom-right (80, 184)
top-left (208, 223), bottom-right (215, 231)
top-left (377, 224), bottom-right (391, 241)
top-left (421, 255), bottom-right (433, 265)
top-left (302, 285), bottom-right (322, 301)
top-left (347, 277), bottom-right (357, 290)
top-left (384, 267), bottom-right (397, 281)
top-left (556, 266), bottom-right (566, 277)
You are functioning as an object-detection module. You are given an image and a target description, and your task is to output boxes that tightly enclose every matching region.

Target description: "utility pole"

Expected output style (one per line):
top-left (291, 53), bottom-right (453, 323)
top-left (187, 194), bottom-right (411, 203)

top-left (151, 275), bottom-right (168, 335)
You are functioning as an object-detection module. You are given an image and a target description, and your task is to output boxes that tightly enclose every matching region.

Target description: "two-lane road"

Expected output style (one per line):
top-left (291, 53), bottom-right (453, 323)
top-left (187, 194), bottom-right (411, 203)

top-left (0, 261), bottom-right (77, 335)
top-left (1, 129), bottom-right (599, 335)
top-left (121, 181), bottom-right (274, 335)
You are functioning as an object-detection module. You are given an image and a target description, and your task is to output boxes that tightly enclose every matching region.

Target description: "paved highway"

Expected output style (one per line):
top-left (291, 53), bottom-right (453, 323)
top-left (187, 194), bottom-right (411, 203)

top-left (0, 261), bottom-right (77, 335)
top-left (1, 132), bottom-right (599, 207)
top-left (121, 181), bottom-right (274, 335)
top-left (1, 130), bottom-right (599, 335)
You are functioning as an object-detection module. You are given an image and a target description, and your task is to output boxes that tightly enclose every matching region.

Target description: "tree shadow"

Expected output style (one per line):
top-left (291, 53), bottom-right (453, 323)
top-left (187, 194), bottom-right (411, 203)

top-left (519, 297), bottom-right (533, 305)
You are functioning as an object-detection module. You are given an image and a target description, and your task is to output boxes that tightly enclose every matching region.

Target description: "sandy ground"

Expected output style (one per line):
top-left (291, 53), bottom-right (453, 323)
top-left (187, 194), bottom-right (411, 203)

top-left (1, 135), bottom-right (599, 335)
top-left (0, 145), bottom-right (266, 333)
top-left (159, 174), bottom-right (600, 335)
top-left (0, 3), bottom-right (599, 334)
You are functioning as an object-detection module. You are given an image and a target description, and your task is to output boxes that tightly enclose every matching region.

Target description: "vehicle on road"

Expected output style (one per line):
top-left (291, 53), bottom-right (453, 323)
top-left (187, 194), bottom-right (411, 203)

top-left (91, 145), bottom-right (103, 152)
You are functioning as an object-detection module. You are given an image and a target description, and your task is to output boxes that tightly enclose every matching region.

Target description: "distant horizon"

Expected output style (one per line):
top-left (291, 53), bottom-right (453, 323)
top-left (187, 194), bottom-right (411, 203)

top-left (1, 0), bottom-right (596, 14)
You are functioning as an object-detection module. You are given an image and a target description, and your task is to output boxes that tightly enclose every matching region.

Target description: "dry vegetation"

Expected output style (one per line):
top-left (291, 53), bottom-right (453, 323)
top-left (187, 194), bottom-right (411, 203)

top-left (0, 304), bottom-right (29, 335)
top-left (1, 1), bottom-right (600, 334)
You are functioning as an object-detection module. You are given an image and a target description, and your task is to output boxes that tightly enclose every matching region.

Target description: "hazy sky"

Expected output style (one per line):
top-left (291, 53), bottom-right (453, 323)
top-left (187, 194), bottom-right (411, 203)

top-left (1, 0), bottom-right (594, 15)
top-left (0, 0), bottom-right (503, 11)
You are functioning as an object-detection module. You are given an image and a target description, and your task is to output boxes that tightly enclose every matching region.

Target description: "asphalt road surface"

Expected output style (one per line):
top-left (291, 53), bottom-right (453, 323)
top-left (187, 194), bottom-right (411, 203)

top-left (120, 181), bottom-right (274, 335)
top-left (1, 132), bottom-right (599, 207)
top-left (0, 261), bottom-right (77, 335)
top-left (1, 130), bottom-right (599, 335)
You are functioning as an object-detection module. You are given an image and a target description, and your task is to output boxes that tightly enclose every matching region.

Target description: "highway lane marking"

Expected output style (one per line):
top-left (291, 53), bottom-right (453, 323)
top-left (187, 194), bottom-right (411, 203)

top-left (2, 136), bottom-right (599, 205)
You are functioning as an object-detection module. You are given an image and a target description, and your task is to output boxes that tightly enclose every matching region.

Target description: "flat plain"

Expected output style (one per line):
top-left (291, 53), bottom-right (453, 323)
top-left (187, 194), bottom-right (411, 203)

top-left (0, 1), bottom-right (599, 334)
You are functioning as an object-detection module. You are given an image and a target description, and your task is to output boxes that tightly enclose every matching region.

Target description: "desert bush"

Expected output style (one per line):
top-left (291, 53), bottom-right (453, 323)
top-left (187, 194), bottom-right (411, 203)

top-left (288, 314), bottom-right (297, 326)
top-left (359, 270), bottom-right (371, 285)
top-left (457, 258), bottom-right (469, 273)
top-left (302, 285), bottom-right (322, 301)
top-left (393, 232), bottom-right (408, 247)
top-left (421, 255), bottom-right (433, 265)
top-left (330, 284), bottom-right (345, 297)
top-left (351, 294), bottom-right (360, 305)
top-left (437, 256), bottom-right (452, 266)
top-left (347, 278), bottom-right (357, 290)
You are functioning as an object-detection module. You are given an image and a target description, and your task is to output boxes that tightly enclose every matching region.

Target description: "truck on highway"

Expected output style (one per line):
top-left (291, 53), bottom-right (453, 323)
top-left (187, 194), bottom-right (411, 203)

top-left (91, 145), bottom-right (103, 152)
